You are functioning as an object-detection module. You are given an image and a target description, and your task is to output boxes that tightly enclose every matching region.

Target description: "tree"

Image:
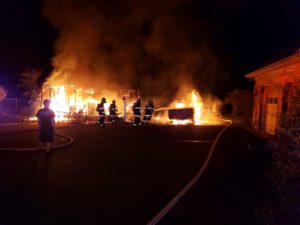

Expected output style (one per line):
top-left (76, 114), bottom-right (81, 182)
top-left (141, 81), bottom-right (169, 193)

top-left (19, 68), bottom-right (42, 115)
top-left (0, 86), bottom-right (7, 103)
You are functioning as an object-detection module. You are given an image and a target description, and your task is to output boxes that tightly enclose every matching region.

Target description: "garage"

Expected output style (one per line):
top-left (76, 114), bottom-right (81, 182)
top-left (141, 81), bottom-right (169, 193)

top-left (246, 51), bottom-right (300, 140)
top-left (264, 87), bottom-right (281, 134)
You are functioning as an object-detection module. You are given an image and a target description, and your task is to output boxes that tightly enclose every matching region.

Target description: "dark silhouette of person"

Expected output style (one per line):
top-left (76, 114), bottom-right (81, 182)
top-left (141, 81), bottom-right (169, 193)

top-left (36, 99), bottom-right (55, 152)
top-left (133, 97), bottom-right (142, 126)
top-left (96, 97), bottom-right (106, 126)
top-left (108, 100), bottom-right (118, 123)
top-left (143, 99), bottom-right (155, 123)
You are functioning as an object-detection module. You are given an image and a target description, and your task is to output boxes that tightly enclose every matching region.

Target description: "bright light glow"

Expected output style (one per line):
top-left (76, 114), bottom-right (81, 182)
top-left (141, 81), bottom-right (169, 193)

top-left (172, 119), bottom-right (193, 125)
top-left (39, 85), bottom-right (125, 122)
top-left (175, 102), bottom-right (186, 108)
top-left (191, 90), bottom-right (203, 125)
top-left (29, 117), bottom-right (37, 121)
top-left (41, 85), bottom-right (98, 122)
top-left (170, 90), bottom-right (204, 125)
top-left (51, 86), bottom-right (70, 121)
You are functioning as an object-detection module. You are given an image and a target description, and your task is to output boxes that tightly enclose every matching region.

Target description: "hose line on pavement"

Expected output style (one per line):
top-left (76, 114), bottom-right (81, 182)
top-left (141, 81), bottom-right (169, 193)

top-left (147, 120), bottom-right (232, 225)
top-left (0, 132), bottom-right (74, 152)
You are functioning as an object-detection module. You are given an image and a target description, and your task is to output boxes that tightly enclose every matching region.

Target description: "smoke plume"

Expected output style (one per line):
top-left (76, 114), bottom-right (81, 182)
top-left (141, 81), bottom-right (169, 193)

top-left (43, 0), bottom-right (229, 105)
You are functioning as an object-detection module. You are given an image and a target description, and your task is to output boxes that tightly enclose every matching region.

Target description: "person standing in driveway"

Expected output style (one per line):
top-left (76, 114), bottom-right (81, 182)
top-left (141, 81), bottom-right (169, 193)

top-left (36, 99), bottom-right (55, 153)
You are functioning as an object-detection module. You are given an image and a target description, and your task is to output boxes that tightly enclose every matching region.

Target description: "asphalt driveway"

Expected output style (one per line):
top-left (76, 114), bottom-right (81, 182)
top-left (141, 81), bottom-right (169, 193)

top-left (0, 123), bottom-right (269, 225)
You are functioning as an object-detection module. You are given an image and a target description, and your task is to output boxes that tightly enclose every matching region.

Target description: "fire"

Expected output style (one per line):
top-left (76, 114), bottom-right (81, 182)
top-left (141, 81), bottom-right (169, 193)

top-left (175, 102), bottom-right (186, 108)
top-left (33, 82), bottom-right (219, 126)
top-left (36, 84), bottom-right (128, 122)
top-left (170, 89), bottom-right (204, 125)
top-left (191, 90), bottom-right (203, 125)
top-left (39, 85), bottom-right (99, 122)
top-left (172, 119), bottom-right (193, 125)
top-left (51, 86), bottom-right (71, 121)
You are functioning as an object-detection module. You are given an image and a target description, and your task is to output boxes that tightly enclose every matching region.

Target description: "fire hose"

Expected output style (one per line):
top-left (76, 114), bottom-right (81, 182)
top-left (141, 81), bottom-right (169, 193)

top-left (0, 132), bottom-right (74, 152)
top-left (147, 119), bottom-right (233, 225)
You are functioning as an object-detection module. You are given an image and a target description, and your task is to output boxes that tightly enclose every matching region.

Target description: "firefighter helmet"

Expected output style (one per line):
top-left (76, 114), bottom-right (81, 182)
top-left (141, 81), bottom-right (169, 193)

top-left (101, 97), bottom-right (106, 103)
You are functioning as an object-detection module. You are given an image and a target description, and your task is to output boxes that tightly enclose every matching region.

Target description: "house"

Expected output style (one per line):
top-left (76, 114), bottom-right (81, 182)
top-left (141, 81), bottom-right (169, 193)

top-left (246, 51), bottom-right (300, 148)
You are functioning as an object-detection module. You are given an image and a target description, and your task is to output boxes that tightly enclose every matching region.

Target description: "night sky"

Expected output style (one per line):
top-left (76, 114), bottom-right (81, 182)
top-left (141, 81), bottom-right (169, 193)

top-left (1, 0), bottom-right (300, 98)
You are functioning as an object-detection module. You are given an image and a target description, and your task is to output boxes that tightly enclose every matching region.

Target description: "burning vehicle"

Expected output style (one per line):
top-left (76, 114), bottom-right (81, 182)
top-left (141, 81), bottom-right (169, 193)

top-left (152, 90), bottom-right (201, 125)
top-left (153, 107), bottom-right (194, 125)
top-left (152, 90), bottom-right (222, 125)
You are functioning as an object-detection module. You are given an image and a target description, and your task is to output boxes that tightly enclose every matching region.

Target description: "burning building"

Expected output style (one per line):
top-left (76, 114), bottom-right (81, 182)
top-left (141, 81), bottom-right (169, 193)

top-left (38, 84), bottom-right (140, 122)
top-left (39, 85), bottom-right (97, 121)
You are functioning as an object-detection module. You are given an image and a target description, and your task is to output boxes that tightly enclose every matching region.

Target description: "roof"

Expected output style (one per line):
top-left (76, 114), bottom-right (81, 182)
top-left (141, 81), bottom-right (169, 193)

top-left (245, 50), bottom-right (300, 79)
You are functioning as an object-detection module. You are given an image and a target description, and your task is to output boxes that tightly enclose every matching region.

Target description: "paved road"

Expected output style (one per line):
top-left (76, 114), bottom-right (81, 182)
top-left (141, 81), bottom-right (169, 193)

top-left (157, 126), bottom-right (270, 225)
top-left (0, 123), bottom-right (269, 225)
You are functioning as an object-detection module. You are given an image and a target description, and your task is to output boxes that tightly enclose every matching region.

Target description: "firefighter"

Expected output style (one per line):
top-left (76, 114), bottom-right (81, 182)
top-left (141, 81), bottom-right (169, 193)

top-left (143, 99), bottom-right (155, 123)
top-left (96, 97), bottom-right (106, 126)
top-left (108, 100), bottom-right (118, 123)
top-left (132, 97), bottom-right (142, 126)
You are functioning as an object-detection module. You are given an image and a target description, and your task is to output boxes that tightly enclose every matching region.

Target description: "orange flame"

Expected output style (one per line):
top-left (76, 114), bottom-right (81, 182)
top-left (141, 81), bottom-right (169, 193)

top-left (175, 102), bottom-right (186, 108)
top-left (191, 90), bottom-right (203, 125)
top-left (170, 89), bottom-right (204, 125)
top-left (39, 85), bottom-right (99, 122)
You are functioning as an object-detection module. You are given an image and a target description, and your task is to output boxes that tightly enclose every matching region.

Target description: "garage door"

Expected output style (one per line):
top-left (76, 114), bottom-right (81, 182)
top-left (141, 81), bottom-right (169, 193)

top-left (265, 88), bottom-right (279, 135)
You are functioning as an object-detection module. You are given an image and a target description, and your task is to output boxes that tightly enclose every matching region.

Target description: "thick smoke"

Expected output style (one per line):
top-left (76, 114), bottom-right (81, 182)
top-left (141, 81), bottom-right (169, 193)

top-left (43, 0), bottom-right (229, 105)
